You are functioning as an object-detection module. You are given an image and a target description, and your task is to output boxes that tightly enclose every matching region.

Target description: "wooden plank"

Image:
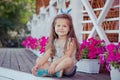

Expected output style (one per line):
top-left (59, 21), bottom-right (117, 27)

top-left (25, 49), bottom-right (37, 60)
top-left (1, 49), bottom-right (11, 68)
top-left (10, 49), bottom-right (19, 70)
top-left (15, 50), bottom-right (30, 73)
top-left (24, 49), bottom-right (37, 66)
top-left (20, 50), bottom-right (35, 73)
top-left (0, 49), bottom-right (6, 66)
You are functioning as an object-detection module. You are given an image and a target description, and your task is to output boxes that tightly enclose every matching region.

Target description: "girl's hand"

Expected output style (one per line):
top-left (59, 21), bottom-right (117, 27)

top-left (32, 65), bottom-right (38, 76)
top-left (32, 62), bottom-right (42, 75)
top-left (48, 63), bottom-right (56, 75)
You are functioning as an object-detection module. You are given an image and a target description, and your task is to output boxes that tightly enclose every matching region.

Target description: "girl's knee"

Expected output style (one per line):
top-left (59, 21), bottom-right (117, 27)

top-left (63, 57), bottom-right (74, 65)
top-left (39, 62), bottom-right (50, 70)
top-left (65, 57), bottom-right (73, 62)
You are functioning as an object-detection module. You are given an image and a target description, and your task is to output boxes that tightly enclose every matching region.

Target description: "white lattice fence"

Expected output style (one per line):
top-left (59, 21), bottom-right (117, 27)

top-left (81, 0), bottom-right (120, 44)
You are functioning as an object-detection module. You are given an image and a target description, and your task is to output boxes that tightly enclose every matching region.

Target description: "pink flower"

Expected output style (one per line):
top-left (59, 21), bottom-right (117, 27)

top-left (107, 52), bottom-right (116, 62)
top-left (22, 41), bottom-right (27, 47)
top-left (116, 53), bottom-right (120, 61)
top-left (40, 47), bottom-right (45, 53)
top-left (88, 52), bottom-right (97, 59)
top-left (100, 43), bottom-right (120, 70)
top-left (79, 37), bottom-right (105, 59)
top-left (22, 36), bottom-right (49, 54)
top-left (106, 44), bottom-right (116, 53)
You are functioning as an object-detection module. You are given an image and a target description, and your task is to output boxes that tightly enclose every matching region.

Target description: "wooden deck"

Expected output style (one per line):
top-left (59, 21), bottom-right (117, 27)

top-left (0, 48), bottom-right (111, 80)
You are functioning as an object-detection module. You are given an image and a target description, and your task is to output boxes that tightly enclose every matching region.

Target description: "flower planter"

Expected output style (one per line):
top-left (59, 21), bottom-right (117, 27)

top-left (110, 66), bottom-right (120, 80)
top-left (76, 59), bottom-right (100, 73)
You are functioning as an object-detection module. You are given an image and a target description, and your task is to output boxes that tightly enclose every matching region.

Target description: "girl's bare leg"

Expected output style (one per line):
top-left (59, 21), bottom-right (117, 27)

top-left (55, 57), bottom-right (74, 77)
top-left (32, 58), bottom-right (50, 76)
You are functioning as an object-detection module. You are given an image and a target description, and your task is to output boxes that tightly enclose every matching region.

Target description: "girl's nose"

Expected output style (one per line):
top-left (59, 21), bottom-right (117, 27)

top-left (60, 26), bottom-right (63, 29)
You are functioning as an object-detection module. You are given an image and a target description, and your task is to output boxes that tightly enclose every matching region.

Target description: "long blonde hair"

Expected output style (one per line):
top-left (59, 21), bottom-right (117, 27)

top-left (46, 14), bottom-right (80, 61)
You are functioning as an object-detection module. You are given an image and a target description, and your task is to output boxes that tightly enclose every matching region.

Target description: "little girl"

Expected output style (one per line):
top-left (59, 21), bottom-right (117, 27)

top-left (32, 14), bottom-right (80, 78)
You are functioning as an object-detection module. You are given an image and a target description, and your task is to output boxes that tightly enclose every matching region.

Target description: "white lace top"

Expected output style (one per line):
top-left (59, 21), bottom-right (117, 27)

top-left (49, 39), bottom-right (77, 64)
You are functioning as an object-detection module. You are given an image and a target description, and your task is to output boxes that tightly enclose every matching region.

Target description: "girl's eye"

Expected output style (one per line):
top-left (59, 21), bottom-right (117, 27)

top-left (63, 25), bottom-right (67, 27)
top-left (56, 25), bottom-right (60, 27)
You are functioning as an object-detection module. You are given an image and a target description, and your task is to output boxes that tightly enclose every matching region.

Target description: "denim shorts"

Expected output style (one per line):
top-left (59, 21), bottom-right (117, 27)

top-left (63, 65), bottom-right (77, 77)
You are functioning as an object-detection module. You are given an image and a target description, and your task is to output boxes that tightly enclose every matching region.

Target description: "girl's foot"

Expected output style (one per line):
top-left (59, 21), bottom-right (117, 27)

top-left (37, 69), bottom-right (63, 78)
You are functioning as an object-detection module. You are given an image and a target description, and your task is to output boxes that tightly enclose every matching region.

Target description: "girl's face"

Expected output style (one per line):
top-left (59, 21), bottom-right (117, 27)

top-left (54, 18), bottom-right (70, 38)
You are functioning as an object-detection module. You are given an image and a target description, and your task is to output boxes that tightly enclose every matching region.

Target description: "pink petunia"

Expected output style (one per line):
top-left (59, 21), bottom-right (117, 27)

top-left (40, 47), bottom-right (45, 53)
top-left (106, 44), bottom-right (116, 53)
top-left (107, 52), bottom-right (116, 63)
top-left (116, 52), bottom-right (120, 61)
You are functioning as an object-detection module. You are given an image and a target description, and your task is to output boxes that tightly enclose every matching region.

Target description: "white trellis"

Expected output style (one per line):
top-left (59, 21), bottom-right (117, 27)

top-left (80, 0), bottom-right (120, 44)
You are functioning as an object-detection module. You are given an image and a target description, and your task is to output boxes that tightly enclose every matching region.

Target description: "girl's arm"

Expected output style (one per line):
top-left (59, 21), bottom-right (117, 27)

top-left (52, 38), bottom-right (76, 65)
top-left (32, 48), bottom-right (51, 75)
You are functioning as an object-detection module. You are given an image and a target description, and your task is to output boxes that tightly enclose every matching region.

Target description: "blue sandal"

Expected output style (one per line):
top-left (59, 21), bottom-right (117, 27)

top-left (37, 69), bottom-right (62, 78)
top-left (55, 71), bottom-right (62, 78)
top-left (37, 69), bottom-right (52, 77)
